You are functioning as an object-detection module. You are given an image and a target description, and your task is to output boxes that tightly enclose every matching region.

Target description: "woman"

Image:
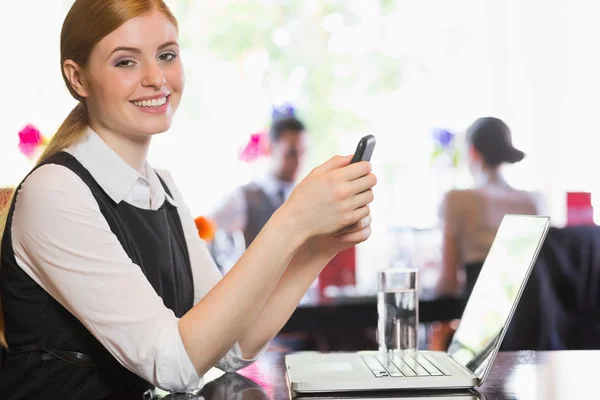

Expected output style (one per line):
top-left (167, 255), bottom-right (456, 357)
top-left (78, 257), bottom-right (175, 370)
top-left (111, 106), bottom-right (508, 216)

top-left (0, 1), bottom-right (376, 398)
top-left (437, 117), bottom-right (542, 298)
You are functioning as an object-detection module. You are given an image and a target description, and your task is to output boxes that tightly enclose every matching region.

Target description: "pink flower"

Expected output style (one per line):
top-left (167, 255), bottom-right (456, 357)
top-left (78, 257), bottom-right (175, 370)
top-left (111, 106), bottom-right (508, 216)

top-left (18, 124), bottom-right (46, 158)
top-left (239, 131), bottom-right (269, 162)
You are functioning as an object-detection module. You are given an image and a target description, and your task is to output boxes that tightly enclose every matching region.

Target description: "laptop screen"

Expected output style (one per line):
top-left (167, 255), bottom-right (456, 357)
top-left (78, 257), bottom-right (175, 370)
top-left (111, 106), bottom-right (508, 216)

top-left (447, 215), bottom-right (550, 380)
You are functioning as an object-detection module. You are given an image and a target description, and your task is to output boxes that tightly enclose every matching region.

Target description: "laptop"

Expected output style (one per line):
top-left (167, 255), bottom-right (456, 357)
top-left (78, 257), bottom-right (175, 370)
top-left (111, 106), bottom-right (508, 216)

top-left (291, 390), bottom-right (485, 400)
top-left (286, 215), bottom-right (550, 393)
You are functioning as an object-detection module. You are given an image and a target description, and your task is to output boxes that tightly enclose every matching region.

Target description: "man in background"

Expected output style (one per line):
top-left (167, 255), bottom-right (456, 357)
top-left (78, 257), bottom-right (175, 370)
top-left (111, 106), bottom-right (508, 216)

top-left (209, 108), bottom-right (307, 248)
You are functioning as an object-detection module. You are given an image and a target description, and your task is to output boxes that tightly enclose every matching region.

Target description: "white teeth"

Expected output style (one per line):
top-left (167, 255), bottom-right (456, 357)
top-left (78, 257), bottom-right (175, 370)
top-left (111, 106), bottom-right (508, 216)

top-left (133, 96), bottom-right (167, 107)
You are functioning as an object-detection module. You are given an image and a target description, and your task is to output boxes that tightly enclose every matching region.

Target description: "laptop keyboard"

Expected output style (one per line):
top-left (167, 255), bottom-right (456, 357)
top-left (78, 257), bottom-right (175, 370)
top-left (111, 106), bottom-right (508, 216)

top-left (361, 353), bottom-right (451, 378)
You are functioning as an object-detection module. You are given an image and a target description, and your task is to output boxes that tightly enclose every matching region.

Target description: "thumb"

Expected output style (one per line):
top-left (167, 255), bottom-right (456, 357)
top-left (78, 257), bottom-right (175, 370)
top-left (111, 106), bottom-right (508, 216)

top-left (312, 155), bottom-right (353, 174)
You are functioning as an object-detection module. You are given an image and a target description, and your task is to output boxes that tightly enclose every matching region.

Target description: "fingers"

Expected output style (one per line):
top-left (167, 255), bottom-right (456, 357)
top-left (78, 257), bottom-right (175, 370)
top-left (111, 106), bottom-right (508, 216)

top-left (335, 161), bottom-right (372, 181)
top-left (312, 155), bottom-right (353, 174)
top-left (351, 189), bottom-right (374, 210)
top-left (347, 204), bottom-right (371, 226)
top-left (334, 211), bottom-right (373, 244)
top-left (348, 174), bottom-right (377, 196)
top-left (336, 225), bottom-right (372, 244)
top-left (334, 215), bottom-right (372, 236)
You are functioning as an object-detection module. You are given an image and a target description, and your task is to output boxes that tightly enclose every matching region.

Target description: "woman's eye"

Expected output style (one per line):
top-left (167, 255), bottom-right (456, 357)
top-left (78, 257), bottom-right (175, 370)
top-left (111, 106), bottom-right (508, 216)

top-left (158, 52), bottom-right (177, 62)
top-left (115, 59), bottom-right (135, 68)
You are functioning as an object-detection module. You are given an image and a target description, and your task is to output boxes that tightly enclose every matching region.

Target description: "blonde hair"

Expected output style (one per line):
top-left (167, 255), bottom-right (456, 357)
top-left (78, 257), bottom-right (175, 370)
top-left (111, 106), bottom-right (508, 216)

top-left (0, 0), bottom-right (178, 347)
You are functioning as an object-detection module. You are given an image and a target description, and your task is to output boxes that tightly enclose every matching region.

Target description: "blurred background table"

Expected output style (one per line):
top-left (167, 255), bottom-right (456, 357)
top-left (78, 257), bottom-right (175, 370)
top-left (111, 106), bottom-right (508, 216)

top-left (280, 290), bottom-right (465, 352)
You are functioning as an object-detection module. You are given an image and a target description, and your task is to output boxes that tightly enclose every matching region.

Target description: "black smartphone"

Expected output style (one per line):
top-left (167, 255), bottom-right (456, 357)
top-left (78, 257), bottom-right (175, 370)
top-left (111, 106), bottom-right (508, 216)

top-left (351, 134), bottom-right (376, 163)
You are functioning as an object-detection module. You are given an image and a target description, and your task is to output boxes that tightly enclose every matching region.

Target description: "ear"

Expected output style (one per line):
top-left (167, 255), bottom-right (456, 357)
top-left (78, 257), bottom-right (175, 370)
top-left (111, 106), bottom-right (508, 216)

top-left (63, 59), bottom-right (90, 98)
top-left (468, 144), bottom-right (481, 162)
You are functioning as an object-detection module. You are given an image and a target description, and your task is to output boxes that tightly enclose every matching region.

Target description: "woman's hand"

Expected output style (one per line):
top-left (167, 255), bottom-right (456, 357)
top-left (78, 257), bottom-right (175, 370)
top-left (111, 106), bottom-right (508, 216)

top-left (282, 155), bottom-right (377, 242)
top-left (304, 214), bottom-right (373, 262)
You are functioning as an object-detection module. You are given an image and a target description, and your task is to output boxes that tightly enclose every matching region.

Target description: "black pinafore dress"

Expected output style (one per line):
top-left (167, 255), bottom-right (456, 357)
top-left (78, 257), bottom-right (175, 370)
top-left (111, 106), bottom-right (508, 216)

top-left (0, 152), bottom-right (194, 399)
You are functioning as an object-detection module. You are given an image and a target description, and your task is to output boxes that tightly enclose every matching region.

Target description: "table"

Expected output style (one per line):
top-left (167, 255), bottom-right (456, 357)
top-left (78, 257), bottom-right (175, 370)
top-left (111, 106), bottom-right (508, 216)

top-left (152, 350), bottom-right (598, 399)
top-left (282, 295), bottom-right (466, 333)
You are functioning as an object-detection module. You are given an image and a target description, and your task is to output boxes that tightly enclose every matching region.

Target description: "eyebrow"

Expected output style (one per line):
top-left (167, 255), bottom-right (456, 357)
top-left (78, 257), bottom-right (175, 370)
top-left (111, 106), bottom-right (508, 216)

top-left (107, 41), bottom-right (179, 60)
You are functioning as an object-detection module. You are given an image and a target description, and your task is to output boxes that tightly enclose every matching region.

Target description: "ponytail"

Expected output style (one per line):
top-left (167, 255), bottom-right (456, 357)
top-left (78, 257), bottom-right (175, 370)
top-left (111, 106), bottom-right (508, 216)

top-left (0, 102), bottom-right (88, 347)
top-left (37, 102), bottom-right (89, 165)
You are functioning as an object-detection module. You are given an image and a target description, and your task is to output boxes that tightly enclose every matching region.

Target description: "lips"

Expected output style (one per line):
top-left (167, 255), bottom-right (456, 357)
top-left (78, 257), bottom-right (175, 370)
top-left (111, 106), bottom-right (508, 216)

top-left (130, 94), bottom-right (172, 114)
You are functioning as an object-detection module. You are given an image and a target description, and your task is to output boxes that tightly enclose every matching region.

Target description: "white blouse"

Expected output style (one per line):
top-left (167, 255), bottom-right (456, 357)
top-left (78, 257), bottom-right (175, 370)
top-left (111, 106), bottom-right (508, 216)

top-left (10, 128), bottom-right (263, 392)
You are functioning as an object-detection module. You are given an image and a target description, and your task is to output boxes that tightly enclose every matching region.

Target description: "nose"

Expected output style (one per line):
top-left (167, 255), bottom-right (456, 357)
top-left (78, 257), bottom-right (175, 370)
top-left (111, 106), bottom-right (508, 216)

top-left (141, 61), bottom-right (166, 89)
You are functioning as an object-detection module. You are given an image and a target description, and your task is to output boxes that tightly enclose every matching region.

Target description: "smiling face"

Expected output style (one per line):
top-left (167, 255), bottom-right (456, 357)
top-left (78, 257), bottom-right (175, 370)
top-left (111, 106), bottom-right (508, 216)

top-left (63, 10), bottom-right (184, 140)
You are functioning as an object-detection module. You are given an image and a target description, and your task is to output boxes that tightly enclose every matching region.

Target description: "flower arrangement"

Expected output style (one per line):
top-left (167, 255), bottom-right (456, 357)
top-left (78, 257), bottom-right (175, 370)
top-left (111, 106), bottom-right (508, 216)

top-left (430, 128), bottom-right (460, 168)
top-left (18, 124), bottom-right (48, 159)
top-left (237, 103), bottom-right (298, 163)
top-left (194, 216), bottom-right (217, 241)
top-left (238, 131), bottom-right (269, 163)
top-left (271, 102), bottom-right (296, 121)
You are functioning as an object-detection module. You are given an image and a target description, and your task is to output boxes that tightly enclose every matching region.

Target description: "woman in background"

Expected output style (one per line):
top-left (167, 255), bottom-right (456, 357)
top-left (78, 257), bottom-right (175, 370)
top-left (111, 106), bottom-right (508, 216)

top-left (0, 1), bottom-right (376, 398)
top-left (437, 117), bottom-right (542, 298)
